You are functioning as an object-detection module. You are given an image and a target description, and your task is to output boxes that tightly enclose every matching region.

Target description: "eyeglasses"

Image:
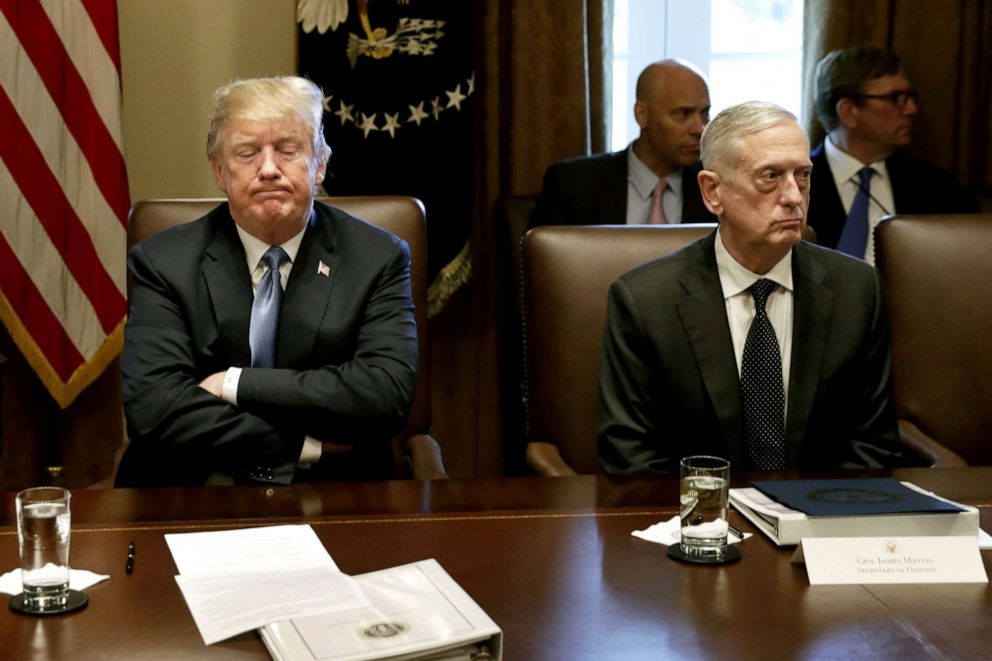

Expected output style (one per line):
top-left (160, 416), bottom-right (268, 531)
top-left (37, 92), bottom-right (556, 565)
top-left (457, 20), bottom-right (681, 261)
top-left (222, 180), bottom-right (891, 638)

top-left (851, 89), bottom-right (919, 108)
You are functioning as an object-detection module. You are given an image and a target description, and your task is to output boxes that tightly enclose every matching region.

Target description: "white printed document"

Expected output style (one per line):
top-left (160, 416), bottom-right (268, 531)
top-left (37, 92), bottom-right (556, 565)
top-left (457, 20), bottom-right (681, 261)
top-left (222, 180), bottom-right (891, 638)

top-left (165, 525), bottom-right (370, 645)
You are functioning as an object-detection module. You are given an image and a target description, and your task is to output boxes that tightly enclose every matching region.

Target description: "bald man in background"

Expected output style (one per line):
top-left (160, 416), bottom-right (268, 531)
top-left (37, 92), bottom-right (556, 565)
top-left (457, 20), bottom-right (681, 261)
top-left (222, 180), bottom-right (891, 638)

top-left (530, 59), bottom-right (717, 228)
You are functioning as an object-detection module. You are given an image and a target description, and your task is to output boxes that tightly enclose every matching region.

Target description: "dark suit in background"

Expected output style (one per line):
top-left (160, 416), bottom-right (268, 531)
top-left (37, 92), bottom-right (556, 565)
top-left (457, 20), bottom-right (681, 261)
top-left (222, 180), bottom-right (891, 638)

top-left (598, 232), bottom-right (903, 474)
top-left (808, 142), bottom-right (979, 249)
top-left (117, 201), bottom-right (418, 487)
top-left (529, 150), bottom-right (716, 228)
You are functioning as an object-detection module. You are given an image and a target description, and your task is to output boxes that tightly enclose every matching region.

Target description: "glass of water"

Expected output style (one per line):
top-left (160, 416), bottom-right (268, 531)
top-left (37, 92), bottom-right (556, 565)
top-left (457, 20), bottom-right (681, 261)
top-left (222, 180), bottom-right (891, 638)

top-left (16, 487), bottom-right (72, 612)
top-left (679, 456), bottom-right (730, 559)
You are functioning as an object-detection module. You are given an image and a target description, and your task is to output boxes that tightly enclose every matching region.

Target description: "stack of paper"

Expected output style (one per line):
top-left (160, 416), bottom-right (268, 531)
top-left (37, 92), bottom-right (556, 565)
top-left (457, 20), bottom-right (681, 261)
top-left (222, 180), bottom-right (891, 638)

top-left (166, 525), bottom-right (502, 660)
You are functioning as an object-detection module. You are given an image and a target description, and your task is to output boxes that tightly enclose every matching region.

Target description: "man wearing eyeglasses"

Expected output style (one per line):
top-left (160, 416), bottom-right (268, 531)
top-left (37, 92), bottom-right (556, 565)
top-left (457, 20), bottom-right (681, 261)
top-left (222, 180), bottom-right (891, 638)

top-left (808, 46), bottom-right (977, 263)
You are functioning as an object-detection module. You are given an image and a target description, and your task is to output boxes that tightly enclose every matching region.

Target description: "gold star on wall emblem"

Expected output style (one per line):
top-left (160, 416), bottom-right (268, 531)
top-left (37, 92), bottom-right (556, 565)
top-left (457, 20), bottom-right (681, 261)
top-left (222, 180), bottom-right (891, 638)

top-left (358, 112), bottom-right (379, 137)
top-left (407, 101), bottom-right (429, 126)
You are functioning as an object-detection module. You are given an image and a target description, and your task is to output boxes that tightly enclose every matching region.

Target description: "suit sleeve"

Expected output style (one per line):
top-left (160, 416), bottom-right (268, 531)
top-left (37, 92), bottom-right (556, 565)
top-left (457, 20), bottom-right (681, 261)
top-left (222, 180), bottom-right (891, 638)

top-left (844, 269), bottom-right (905, 467)
top-left (597, 278), bottom-right (674, 474)
top-left (122, 244), bottom-right (303, 480)
top-left (529, 164), bottom-right (573, 229)
top-left (236, 238), bottom-right (418, 444)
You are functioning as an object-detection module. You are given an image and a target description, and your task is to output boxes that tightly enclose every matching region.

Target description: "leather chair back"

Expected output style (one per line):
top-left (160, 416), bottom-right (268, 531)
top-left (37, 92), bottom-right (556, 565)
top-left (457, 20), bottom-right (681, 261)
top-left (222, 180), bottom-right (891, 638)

top-left (522, 224), bottom-right (715, 474)
top-left (875, 214), bottom-right (992, 466)
top-left (126, 196), bottom-right (444, 478)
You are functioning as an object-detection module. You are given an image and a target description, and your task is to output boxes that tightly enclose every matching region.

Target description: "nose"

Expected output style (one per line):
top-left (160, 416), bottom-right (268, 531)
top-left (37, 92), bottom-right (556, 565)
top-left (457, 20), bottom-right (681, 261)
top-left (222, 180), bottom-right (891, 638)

top-left (902, 96), bottom-right (919, 116)
top-left (689, 112), bottom-right (705, 136)
top-left (257, 147), bottom-right (281, 179)
top-left (780, 174), bottom-right (804, 207)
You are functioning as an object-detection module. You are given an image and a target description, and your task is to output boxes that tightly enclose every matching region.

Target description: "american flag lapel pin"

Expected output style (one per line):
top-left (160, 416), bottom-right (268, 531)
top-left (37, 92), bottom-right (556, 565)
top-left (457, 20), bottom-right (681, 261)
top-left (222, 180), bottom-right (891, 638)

top-left (317, 261), bottom-right (331, 277)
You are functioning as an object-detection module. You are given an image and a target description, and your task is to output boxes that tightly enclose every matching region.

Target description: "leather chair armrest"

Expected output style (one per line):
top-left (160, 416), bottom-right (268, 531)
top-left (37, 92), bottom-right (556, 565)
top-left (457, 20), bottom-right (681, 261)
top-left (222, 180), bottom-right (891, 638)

top-left (898, 419), bottom-right (968, 468)
top-left (526, 441), bottom-right (578, 476)
top-left (406, 434), bottom-right (449, 479)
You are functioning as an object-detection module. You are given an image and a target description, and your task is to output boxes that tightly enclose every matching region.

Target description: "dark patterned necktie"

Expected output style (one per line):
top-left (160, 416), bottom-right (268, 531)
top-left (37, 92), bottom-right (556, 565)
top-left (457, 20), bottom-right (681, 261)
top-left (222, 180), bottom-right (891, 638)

top-left (249, 246), bottom-right (289, 368)
top-left (836, 167), bottom-right (875, 258)
top-left (741, 278), bottom-right (785, 470)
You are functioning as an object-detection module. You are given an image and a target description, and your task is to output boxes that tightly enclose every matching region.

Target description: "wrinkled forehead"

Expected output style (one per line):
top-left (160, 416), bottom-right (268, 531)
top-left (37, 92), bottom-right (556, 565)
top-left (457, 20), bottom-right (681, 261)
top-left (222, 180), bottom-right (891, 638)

top-left (861, 70), bottom-right (912, 94)
top-left (222, 116), bottom-right (312, 144)
top-left (737, 122), bottom-right (811, 169)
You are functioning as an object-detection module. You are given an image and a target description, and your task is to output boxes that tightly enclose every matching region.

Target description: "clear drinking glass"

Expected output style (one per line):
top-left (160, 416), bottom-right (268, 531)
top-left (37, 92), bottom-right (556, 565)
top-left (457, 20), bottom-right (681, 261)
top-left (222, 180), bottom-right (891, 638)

top-left (16, 487), bottom-right (72, 612)
top-left (679, 456), bottom-right (730, 559)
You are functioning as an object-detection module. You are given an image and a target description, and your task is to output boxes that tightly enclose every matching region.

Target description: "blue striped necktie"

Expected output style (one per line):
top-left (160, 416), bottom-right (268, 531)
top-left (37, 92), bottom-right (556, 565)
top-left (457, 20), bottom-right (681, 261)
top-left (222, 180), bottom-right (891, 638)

top-left (249, 246), bottom-right (289, 368)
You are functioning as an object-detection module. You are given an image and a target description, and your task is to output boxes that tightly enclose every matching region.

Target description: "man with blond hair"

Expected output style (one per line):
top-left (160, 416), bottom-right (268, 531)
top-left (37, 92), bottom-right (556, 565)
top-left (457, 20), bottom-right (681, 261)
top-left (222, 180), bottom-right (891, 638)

top-left (118, 76), bottom-right (418, 487)
top-left (598, 101), bottom-right (907, 474)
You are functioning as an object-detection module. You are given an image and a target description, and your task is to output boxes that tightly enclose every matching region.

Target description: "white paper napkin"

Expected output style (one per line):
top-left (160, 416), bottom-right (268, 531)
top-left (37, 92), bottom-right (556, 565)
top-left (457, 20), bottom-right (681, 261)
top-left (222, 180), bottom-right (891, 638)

top-left (632, 515), bottom-right (752, 546)
top-left (0, 568), bottom-right (110, 596)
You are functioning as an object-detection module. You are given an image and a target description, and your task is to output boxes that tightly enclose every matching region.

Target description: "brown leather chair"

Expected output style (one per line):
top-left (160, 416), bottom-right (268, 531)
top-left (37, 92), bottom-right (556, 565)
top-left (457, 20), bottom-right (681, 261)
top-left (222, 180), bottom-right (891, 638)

top-left (875, 214), bottom-right (992, 467)
top-left (495, 195), bottom-right (538, 473)
top-left (522, 224), bottom-right (716, 475)
top-left (118, 196), bottom-right (447, 481)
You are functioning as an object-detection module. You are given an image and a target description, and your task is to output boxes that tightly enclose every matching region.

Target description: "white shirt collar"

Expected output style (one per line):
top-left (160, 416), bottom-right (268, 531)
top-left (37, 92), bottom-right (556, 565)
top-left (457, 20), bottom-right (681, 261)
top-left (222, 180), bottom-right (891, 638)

top-left (824, 135), bottom-right (890, 190)
top-left (714, 227), bottom-right (794, 299)
top-left (235, 213), bottom-right (308, 272)
top-left (627, 142), bottom-right (684, 201)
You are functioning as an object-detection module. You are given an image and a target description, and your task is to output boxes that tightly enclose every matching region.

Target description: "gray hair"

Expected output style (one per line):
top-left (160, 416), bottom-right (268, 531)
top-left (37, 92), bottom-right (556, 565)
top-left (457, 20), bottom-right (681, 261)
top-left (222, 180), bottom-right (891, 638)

top-left (206, 76), bottom-right (331, 164)
top-left (700, 101), bottom-right (798, 176)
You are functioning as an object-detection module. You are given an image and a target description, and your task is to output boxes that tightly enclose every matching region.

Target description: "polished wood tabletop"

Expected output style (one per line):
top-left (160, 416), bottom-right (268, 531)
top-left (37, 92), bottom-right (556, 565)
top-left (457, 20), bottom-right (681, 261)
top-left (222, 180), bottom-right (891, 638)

top-left (1, 468), bottom-right (990, 660)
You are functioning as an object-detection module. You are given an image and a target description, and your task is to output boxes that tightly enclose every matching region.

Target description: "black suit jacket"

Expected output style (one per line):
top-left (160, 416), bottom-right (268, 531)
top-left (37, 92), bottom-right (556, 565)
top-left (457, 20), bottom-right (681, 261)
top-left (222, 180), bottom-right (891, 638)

top-left (117, 201), bottom-right (418, 487)
top-left (808, 141), bottom-right (979, 249)
top-left (598, 232), bottom-right (904, 474)
top-left (529, 149), bottom-right (716, 228)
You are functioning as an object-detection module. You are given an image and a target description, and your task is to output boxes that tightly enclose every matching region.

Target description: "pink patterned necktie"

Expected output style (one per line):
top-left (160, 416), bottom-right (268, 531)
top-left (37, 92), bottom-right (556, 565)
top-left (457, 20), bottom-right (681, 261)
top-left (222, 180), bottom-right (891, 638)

top-left (649, 179), bottom-right (668, 224)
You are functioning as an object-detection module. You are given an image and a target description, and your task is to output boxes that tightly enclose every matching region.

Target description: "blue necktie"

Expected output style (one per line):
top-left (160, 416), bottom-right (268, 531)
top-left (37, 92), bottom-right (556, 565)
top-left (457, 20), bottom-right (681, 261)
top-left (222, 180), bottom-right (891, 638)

top-left (836, 167), bottom-right (875, 258)
top-left (249, 246), bottom-right (289, 368)
top-left (741, 278), bottom-right (785, 470)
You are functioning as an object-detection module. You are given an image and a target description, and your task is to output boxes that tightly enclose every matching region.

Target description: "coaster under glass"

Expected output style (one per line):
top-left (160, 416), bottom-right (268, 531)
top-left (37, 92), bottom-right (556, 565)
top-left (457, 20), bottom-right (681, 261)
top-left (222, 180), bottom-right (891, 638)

top-left (9, 589), bottom-right (88, 616)
top-left (667, 543), bottom-right (742, 565)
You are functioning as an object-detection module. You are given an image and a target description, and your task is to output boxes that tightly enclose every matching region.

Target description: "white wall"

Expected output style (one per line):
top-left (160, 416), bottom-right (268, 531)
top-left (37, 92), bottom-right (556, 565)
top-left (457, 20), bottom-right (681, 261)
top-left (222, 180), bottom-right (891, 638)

top-left (118, 0), bottom-right (297, 202)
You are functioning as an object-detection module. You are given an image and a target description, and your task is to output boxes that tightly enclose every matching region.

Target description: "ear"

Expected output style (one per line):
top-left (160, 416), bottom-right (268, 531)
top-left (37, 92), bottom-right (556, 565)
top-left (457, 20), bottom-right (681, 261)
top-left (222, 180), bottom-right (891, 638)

top-left (836, 97), bottom-right (858, 129)
top-left (634, 101), bottom-right (648, 129)
top-left (211, 159), bottom-right (228, 193)
top-left (314, 158), bottom-right (327, 189)
top-left (697, 169), bottom-right (723, 216)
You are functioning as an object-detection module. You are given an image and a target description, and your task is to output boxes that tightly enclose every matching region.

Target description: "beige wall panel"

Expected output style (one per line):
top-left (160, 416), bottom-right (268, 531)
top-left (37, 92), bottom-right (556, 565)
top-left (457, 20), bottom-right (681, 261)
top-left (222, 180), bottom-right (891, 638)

top-left (119, 0), bottom-right (296, 202)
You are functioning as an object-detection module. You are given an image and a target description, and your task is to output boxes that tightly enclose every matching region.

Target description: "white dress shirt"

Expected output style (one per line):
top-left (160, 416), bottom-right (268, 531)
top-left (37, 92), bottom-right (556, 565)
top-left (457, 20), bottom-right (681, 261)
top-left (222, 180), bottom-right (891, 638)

top-left (824, 137), bottom-right (895, 265)
top-left (220, 221), bottom-right (322, 466)
top-left (714, 228), bottom-right (794, 407)
top-left (626, 144), bottom-right (684, 224)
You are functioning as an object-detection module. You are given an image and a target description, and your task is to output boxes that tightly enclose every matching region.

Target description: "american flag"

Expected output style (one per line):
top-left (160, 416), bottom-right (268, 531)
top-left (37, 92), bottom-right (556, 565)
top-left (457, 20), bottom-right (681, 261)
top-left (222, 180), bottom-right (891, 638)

top-left (0, 0), bottom-right (129, 408)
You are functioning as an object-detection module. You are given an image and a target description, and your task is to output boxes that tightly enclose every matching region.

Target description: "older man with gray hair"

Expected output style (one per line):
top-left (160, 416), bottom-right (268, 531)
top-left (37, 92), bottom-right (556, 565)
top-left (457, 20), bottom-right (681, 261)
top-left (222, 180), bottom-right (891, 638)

top-left (118, 76), bottom-right (418, 487)
top-left (598, 101), bottom-right (907, 475)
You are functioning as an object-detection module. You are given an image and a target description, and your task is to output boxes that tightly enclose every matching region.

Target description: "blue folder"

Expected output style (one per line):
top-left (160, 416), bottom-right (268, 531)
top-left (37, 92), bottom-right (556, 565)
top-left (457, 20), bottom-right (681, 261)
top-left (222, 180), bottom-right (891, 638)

top-left (751, 479), bottom-right (965, 517)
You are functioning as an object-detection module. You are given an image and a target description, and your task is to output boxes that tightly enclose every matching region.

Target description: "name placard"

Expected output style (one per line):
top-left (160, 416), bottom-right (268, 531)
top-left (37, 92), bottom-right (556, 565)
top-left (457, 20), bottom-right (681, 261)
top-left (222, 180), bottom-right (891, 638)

top-left (793, 536), bottom-right (988, 585)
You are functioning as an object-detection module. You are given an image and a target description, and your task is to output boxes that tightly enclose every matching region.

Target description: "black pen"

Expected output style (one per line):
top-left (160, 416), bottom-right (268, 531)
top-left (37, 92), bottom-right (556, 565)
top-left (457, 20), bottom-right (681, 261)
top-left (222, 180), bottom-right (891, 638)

top-left (126, 541), bottom-right (135, 574)
top-left (728, 525), bottom-right (746, 540)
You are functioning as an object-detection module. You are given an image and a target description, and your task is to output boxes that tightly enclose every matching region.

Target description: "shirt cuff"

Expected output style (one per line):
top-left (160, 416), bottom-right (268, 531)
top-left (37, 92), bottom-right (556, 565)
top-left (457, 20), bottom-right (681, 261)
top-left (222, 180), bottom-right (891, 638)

top-left (222, 367), bottom-right (241, 405)
top-left (299, 436), bottom-right (322, 467)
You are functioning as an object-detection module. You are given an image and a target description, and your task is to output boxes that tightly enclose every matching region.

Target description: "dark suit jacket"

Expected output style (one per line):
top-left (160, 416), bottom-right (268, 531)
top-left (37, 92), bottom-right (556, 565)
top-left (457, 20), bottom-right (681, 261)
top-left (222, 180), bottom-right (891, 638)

top-left (117, 201), bottom-right (418, 487)
top-left (529, 149), bottom-right (717, 228)
top-left (598, 232), bottom-right (904, 474)
top-left (808, 141), bottom-right (979, 249)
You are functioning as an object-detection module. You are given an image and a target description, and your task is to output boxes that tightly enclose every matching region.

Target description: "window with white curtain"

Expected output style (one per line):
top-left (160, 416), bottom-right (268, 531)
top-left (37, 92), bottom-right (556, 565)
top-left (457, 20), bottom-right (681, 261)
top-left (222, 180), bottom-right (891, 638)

top-left (612, 0), bottom-right (804, 151)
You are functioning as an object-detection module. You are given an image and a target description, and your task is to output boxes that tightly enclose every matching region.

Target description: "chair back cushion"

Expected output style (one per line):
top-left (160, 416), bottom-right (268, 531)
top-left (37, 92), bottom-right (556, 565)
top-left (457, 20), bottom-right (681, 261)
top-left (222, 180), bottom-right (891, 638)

top-left (127, 196), bottom-right (430, 472)
top-left (875, 214), bottom-right (992, 465)
top-left (523, 224), bottom-right (715, 473)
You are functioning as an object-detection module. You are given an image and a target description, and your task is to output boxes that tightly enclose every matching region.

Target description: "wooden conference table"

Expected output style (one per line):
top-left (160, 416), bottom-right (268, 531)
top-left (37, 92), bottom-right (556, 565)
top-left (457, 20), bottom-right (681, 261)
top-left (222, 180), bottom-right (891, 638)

top-left (1, 468), bottom-right (991, 660)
